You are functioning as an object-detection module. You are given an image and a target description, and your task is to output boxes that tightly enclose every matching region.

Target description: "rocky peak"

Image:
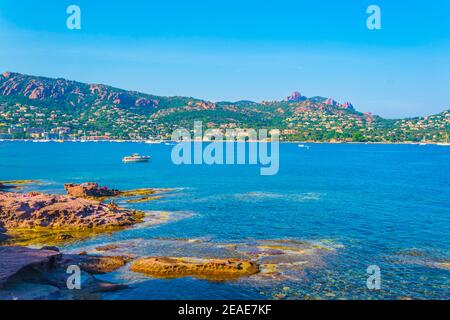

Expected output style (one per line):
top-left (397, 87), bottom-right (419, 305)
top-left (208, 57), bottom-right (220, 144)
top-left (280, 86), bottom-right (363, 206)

top-left (340, 102), bottom-right (354, 110)
top-left (285, 91), bottom-right (303, 102)
top-left (324, 98), bottom-right (337, 106)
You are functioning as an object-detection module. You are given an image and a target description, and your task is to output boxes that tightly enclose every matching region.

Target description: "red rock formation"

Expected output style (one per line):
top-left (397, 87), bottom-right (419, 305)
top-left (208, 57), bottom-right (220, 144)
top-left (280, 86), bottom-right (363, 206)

top-left (341, 102), bottom-right (355, 110)
top-left (130, 257), bottom-right (259, 280)
top-left (64, 182), bottom-right (120, 199)
top-left (0, 246), bottom-right (61, 287)
top-left (0, 191), bottom-right (142, 230)
top-left (324, 98), bottom-right (337, 106)
top-left (285, 91), bottom-right (303, 102)
top-left (135, 97), bottom-right (157, 107)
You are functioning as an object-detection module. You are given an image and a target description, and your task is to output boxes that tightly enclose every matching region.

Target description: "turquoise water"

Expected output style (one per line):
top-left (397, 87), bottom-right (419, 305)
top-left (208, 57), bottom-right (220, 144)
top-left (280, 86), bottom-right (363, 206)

top-left (0, 141), bottom-right (449, 299)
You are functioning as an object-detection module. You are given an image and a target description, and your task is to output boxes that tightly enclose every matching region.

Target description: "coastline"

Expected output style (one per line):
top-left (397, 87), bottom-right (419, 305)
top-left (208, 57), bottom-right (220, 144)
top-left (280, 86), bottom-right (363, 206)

top-left (0, 181), bottom-right (339, 299)
top-left (0, 138), bottom-right (449, 145)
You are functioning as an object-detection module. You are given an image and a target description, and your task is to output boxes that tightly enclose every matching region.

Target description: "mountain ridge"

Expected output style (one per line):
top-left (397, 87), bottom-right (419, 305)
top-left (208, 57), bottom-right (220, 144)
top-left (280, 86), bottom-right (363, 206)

top-left (0, 72), bottom-right (448, 142)
top-left (0, 71), bottom-right (365, 114)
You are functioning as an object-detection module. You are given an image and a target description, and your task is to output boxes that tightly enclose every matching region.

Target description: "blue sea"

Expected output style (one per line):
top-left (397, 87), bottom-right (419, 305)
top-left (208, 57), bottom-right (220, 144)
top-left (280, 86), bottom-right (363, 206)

top-left (0, 141), bottom-right (449, 300)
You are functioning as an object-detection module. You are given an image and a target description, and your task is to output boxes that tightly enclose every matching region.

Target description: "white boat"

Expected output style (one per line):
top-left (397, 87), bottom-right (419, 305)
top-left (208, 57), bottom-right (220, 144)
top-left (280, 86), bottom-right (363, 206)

top-left (122, 153), bottom-right (151, 163)
top-left (298, 144), bottom-right (310, 149)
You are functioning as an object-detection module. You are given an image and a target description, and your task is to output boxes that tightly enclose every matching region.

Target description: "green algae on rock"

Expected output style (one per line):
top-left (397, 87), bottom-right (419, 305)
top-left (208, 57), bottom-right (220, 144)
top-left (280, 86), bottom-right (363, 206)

top-left (125, 195), bottom-right (163, 203)
top-left (61, 254), bottom-right (133, 274)
top-left (0, 180), bottom-right (41, 190)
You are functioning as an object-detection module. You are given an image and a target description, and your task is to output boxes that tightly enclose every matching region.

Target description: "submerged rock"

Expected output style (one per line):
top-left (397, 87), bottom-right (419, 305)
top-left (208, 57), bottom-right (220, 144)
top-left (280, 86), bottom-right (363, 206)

top-left (395, 249), bottom-right (426, 257)
top-left (95, 244), bottom-right (122, 252)
top-left (40, 246), bottom-right (60, 252)
top-left (0, 233), bottom-right (9, 242)
top-left (0, 180), bottom-right (40, 191)
top-left (119, 188), bottom-right (160, 197)
top-left (0, 224), bottom-right (10, 242)
top-left (436, 262), bottom-right (450, 269)
top-left (62, 255), bottom-right (133, 274)
top-left (130, 257), bottom-right (259, 280)
top-left (81, 238), bottom-right (338, 283)
top-left (125, 196), bottom-right (162, 203)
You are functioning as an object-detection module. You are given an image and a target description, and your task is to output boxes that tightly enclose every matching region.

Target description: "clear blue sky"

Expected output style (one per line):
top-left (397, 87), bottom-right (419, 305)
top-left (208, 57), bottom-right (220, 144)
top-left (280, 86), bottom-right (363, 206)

top-left (0, 0), bottom-right (449, 118)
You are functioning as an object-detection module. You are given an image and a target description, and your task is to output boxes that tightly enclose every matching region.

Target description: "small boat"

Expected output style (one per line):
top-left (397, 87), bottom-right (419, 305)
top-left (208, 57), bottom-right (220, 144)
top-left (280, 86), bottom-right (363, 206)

top-left (122, 153), bottom-right (151, 163)
top-left (298, 144), bottom-right (310, 149)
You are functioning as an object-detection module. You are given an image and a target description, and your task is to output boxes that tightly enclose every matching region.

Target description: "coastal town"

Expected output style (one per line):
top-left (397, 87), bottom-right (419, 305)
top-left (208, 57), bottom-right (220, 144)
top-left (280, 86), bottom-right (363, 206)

top-left (0, 72), bottom-right (449, 143)
top-left (1, 100), bottom-right (449, 144)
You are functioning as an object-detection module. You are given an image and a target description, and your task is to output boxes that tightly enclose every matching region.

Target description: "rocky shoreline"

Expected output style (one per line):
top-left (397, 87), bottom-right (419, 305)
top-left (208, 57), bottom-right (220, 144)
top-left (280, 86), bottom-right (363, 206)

top-left (0, 182), bottom-right (175, 245)
top-left (0, 243), bottom-right (263, 299)
top-left (0, 180), bottom-right (38, 190)
top-left (0, 181), bottom-right (342, 300)
top-left (0, 181), bottom-right (265, 299)
top-left (0, 236), bottom-right (341, 299)
top-left (0, 181), bottom-right (163, 298)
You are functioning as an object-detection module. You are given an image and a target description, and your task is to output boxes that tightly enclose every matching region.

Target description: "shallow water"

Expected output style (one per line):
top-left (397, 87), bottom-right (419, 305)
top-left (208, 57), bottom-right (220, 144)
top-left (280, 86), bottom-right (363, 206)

top-left (0, 141), bottom-right (449, 299)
